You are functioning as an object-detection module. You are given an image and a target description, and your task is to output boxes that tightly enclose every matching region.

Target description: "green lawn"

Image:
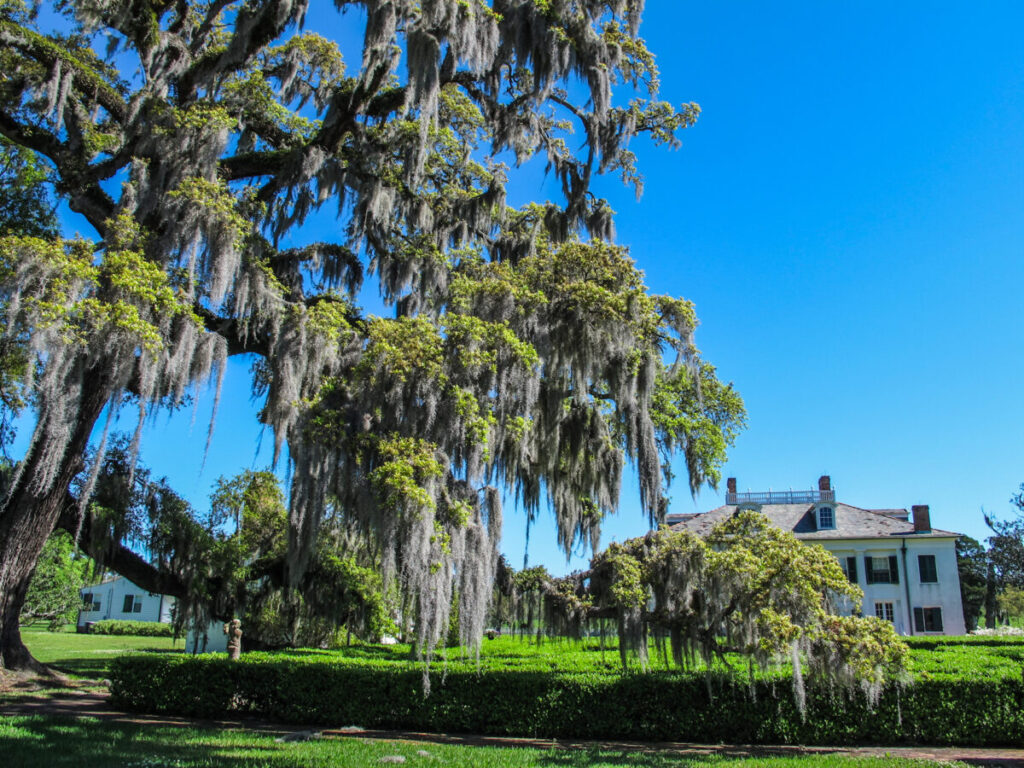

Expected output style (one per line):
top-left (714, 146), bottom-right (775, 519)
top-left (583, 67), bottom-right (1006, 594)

top-left (23, 627), bottom-right (1024, 682)
top-left (0, 716), bottom-right (965, 768)
top-left (20, 626), bottom-right (182, 679)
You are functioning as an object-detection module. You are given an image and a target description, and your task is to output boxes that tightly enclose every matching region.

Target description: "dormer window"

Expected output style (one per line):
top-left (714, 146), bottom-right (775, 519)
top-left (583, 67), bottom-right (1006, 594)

top-left (817, 506), bottom-right (836, 530)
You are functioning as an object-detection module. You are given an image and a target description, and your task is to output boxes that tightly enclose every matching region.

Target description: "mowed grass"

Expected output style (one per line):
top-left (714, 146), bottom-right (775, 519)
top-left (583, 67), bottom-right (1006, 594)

top-left (20, 626), bottom-right (182, 679)
top-left (0, 716), bottom-right (966, 768)
top-left (22, 627), bottom-right (1024, 682)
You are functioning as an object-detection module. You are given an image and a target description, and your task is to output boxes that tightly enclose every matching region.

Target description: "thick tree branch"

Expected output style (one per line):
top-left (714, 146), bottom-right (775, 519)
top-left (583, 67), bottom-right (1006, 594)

top-left (56, 494), bottom-right (189, 600)
top-left (0, 20), bottom-right (128, 122)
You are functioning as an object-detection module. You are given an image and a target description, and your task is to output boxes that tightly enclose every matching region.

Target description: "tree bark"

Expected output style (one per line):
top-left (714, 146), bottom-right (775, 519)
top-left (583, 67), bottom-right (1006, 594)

top-left (0, 369), bottom-right (109, 672)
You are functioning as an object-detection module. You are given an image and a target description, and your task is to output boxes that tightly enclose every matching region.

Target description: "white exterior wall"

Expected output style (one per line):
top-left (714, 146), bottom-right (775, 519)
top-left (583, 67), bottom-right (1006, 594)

top-left (818, 536), bottom-right (966, 636)
top-left (77, 576), bottom-right (175, 629)
top-left (186, 620), bottom-right (229, 654)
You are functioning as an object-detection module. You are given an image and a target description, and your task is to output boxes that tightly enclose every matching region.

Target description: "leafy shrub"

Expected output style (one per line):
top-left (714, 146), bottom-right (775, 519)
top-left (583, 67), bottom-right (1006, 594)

top-left (110, 637), bottom-right (1024, 746)
top-left (91, 620), bottom-right (174, 637)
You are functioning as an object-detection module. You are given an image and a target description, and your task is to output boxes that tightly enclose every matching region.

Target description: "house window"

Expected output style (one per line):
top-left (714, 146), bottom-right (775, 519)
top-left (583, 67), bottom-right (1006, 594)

top-left (864, 555), bottom-right (899, 585)
top-left (839, 556), bottom-right (858, 584)
top-left (874, 601), bottom-right (895, 623)
top-left (914, 607), bottom-right (944, 633)
top-left (82, 593), bottom-right (100, 612)
top-left (918, 554), bottom-right (938, 583)
top-left (123, 595), bottom-right (143, 613)
top-left (817, 506), bottom-right (835, 530)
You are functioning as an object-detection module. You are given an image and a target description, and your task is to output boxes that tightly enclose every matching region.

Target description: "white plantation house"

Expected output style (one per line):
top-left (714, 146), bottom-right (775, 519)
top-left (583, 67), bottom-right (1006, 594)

top-left (76, 575), bottom-right (174, 631)
top-left (666, 476), bottom-right (966, 636)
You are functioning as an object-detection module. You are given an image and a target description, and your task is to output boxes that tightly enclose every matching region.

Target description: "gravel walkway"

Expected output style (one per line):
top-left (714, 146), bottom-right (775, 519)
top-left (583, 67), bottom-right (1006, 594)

top-left (3, 691), bottom-right (1024, 767)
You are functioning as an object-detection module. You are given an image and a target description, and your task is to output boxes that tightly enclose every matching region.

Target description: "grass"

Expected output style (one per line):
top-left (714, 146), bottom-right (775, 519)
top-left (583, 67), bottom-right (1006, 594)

top-left (21, 628), bottom-right (1024, 682)
top-left (20, 626), bottom-right (181, 679)
top-left (0, 716), bottom-right (967, 768)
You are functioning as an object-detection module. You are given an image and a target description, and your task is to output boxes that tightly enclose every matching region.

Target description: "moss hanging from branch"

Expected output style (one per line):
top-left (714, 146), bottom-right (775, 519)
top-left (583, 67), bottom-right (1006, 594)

top-left (0, 0), bottom-right (740, 673)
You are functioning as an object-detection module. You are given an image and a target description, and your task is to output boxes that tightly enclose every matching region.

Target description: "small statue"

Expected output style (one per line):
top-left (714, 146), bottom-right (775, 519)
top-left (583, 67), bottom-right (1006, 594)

top-left (224, 618), bottom-right (242, 660)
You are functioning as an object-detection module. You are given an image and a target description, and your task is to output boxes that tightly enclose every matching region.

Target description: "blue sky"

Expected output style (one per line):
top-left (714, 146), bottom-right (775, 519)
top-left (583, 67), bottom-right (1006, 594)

top-left (20, 2), bottom-right (1024, 574)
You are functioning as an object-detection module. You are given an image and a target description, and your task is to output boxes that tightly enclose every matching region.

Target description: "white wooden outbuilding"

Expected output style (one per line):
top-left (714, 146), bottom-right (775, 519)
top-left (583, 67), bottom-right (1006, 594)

top-left (76, 575), bottom-right (174, 631)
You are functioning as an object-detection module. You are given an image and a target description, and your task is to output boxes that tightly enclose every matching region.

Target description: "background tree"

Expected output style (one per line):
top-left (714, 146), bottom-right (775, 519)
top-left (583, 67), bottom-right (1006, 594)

top-left (955, 535), bottom-right (988, 631)
top-left (498, 511), bottom-right (908, 707)
top-left (0, 136), bottom-right (57, 455)
top-left (77, 446), bottom-right (391, 648)
top-left (0, 0), bottom-right (742, 671)
top-left (18, 529), bottom-right (92, 630)
top-left (996, 585), bottom-right (1024, 625)
top-left (983, 488), bottom-right (1024, 627)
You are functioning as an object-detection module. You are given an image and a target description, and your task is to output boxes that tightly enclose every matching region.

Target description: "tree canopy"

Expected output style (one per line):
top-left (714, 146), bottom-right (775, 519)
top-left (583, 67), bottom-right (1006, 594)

top-left (19, 529), bottom-right (92, 630)
top-left (77, 445), bottom-right (393, 648)
top-left (0, 0), bottom-right (746, 670)
top-left (496, 511), bottom-right (909, 708)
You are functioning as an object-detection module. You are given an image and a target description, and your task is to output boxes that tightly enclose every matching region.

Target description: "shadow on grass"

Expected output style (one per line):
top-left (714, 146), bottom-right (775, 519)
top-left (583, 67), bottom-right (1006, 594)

top-left (6, 717), bottom-right (1015, 768)
top-left (4, 717), bottom-right (291, 768)
top-left (47, 646), bottom-right (183, 679)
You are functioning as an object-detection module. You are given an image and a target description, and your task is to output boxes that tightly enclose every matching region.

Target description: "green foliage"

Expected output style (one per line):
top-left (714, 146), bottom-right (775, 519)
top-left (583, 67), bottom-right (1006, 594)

top-left (109, 636), bottom-right (1024, 746)
top-left (0, 0), bottom-right (741, 675)
top-left (0, 136), bottom-right (56, 240)
top-left (19, 530), bottom-right (92, 630)
top-left (956, 536), bottom-right (988, 631)
top-left (0, 136), bottom-right (57, 452)
top-left (89, 619), bottom-right (173, 637)
top-left (996, 585), bottom-right (1024, 621)
top-left (208, 469), bottom-right (287, 559)
top-left (651, 361), bottom-right (746, 494)
top-left (581, 512), bottom-right (906, 695)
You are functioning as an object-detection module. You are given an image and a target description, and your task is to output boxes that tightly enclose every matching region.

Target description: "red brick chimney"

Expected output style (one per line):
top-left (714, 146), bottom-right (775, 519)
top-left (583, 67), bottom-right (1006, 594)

top-left (818, 475), bottom-right (831, 492)
top-left (912, 505), bottom-right (931, 533)
top-left (727, 477), bottom-right (737, 495)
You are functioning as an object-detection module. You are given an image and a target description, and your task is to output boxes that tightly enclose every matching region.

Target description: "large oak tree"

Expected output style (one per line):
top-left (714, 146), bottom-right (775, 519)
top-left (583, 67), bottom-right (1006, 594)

top-left (0, 0), bottom-right (745, 671)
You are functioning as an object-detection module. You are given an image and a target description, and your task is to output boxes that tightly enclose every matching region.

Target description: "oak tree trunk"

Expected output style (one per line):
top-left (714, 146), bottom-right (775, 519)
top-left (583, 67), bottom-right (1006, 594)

top-left (0, 371), bottom-right (109, 672)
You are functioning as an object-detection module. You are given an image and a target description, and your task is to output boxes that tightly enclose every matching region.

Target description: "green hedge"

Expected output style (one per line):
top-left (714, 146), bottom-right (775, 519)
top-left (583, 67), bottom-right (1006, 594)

top-left (90, 620), bottom-right (174, 637)
top-left (110, 653), bottom-right (1024, 746)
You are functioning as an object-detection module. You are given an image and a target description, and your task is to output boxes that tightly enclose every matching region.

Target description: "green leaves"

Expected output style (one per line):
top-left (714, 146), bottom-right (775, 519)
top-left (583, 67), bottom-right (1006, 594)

top-left (19, 530), bottom-right (92, 629)
top-left (581, 512), bottom-right (907, 701)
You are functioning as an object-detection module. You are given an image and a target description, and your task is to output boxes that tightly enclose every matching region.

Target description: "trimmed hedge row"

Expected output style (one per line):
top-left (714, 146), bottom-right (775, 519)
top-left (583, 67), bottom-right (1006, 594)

top-left (91, 620), bottom-right (174, 637)
top-left (109, 654), bottom-right (1024, 746)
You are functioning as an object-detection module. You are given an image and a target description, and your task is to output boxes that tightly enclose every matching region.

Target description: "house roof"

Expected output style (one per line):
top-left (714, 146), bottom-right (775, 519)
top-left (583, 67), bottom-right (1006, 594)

top-left (667, 503), bottom-right (959, 540)
top-left (80, 575), bottom-right (131, 591)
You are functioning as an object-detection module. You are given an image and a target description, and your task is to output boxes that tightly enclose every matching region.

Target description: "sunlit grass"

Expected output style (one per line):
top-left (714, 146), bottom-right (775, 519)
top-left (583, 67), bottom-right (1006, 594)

top-left (20, 626), bottom-right (182, 679)
top-left (0, 716), bottom-right (965, 768)
top-left (22, 627), bottom-right (1024, 683)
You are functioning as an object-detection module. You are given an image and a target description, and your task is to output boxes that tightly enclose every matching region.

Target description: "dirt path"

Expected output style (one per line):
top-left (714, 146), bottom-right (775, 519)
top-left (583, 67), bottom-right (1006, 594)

top-left (3, 690), bottom-right (1024, 767)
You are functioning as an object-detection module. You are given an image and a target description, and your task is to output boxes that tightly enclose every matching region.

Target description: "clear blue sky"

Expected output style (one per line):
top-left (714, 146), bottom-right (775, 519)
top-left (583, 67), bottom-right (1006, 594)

top-left (21, 1), bottom-right (1024, 574)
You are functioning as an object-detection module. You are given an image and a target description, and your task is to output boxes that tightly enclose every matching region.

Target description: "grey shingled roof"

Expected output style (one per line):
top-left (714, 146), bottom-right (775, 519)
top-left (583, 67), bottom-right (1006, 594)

top-left (668, 503), bottom-right (959, 540)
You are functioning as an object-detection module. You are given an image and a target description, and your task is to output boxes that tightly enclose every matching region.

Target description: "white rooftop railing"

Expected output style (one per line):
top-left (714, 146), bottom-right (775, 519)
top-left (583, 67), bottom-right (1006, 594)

top-left (725, 489), bottom-right (835, 505)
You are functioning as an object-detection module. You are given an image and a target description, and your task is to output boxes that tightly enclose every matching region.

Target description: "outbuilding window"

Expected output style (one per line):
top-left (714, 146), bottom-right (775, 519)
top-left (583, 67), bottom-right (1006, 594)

top-left (122, 595), bottom-right (143, 613)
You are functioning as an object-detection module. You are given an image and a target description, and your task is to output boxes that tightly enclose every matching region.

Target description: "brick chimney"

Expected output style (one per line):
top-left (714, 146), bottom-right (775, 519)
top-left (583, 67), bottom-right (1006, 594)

top-left (818, 475), bottom-right (831, 492)
top-left (912, 505), bottom-right (931, 533)
top-left (727, 477), bottom-right (737, 494)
